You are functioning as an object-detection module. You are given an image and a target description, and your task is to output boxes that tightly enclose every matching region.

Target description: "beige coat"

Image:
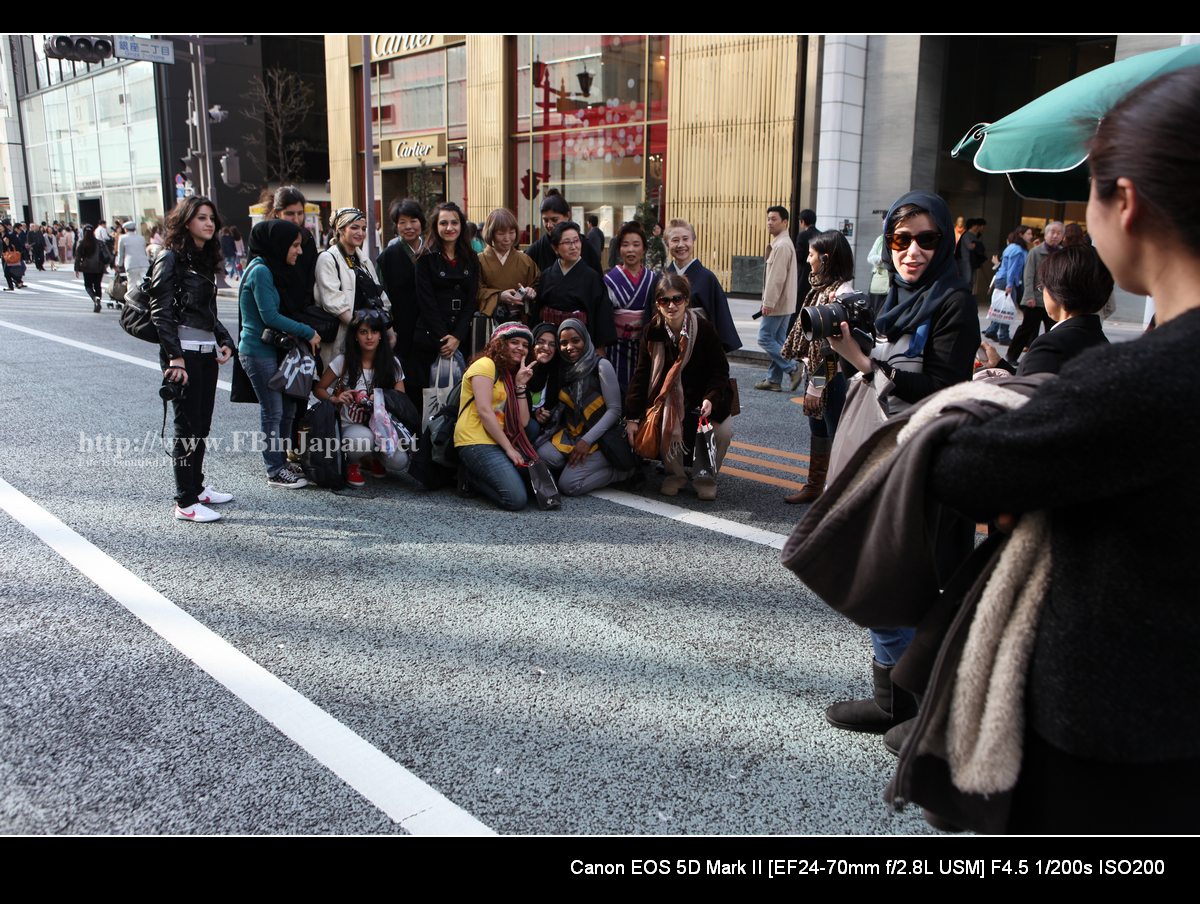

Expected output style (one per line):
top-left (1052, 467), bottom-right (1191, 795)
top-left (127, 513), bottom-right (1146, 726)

top-left (762, 231), bottom-right (797, 316)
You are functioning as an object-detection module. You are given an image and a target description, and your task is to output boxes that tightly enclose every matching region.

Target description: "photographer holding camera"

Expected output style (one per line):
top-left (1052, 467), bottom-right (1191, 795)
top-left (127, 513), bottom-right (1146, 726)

top-left (152, 196), bottom-right (236, 523)
top-left (238, 219), bottom-right (320, 489)
top-left (819, 190), bottom-right (979, 752)
top-left (781, 229), bottom-right (858, 505)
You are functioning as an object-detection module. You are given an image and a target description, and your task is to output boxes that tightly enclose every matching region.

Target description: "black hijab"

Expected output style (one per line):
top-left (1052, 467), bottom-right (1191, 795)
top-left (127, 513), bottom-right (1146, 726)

top-left (527, 321), bottom-right (559, 399)
top-left (249, 219), bottom-right (303, 314)
top-left (875, 190), bottom-right (970, 357)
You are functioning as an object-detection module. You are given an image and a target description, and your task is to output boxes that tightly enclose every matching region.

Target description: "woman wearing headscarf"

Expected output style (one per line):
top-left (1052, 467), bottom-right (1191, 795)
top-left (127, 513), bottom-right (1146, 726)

top-left (314, 206), bottom-right (387, 368)
top-left (237, 218), bottom-right (319, 489)
top-left (524, 322), bottom-right (559, 443)
top-left (263, 186), bottom-right (317, 320)
top-left (535, 319), bottom-right (628, 496)
top-left (820, 190), bottom-right (978, 748)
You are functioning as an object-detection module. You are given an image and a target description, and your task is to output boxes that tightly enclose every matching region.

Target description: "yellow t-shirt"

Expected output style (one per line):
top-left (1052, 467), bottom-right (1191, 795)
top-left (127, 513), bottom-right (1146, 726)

top-left (454, 356), bottom-right (506, 447)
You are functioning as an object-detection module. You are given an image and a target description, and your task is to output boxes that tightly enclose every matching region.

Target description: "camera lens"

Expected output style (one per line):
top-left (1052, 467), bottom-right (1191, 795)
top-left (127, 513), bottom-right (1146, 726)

top-left (801, 302), bottom-right (846, 342)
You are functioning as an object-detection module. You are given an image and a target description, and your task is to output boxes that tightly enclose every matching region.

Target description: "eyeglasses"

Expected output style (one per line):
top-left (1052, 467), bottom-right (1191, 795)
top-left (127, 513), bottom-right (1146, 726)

top-left (557, 238), bottom-right (581, 247)
top-left (885, 231), bottom-right (942, 252)
top-left (656, 294), bottom-right (687, 308)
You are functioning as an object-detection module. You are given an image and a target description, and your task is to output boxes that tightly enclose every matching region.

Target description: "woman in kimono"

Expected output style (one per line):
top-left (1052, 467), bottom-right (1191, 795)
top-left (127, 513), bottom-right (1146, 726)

top-left (477, 207), bottom-right (539, 323)
top-left (532, 221), bottom-right (616, 353)
top-left (603, 221), bottom-right (658, 394)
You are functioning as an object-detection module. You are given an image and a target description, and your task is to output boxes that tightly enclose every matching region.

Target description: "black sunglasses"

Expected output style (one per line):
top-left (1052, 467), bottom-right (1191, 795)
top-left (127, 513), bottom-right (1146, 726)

top-left (885, 231), bottom-right (942, 252)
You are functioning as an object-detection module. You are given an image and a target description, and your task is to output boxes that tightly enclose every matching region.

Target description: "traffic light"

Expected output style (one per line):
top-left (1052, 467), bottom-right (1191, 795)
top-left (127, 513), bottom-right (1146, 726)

top-left (219, 149), bottom-right (240, 187)
top-left (181, 153), bottom-right (199, 186)
top-left (44, 35), bottom-right (114, 64)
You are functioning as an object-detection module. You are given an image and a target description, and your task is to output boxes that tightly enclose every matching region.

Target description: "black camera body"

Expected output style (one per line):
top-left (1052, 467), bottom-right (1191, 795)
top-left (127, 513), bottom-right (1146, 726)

top-left (800, 291), bottom-right (876, 355)
top-left (159, 376), bottom-right (185, 402)
top-left (261, 328), bottom-right (296, 351)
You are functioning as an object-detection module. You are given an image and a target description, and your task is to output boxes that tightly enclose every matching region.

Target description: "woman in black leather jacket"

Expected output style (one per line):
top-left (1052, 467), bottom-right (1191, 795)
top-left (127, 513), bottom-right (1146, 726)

top-left (150, 195), bottom-right (236, 523)
top-left (414, 201), bottom-right (478, 382)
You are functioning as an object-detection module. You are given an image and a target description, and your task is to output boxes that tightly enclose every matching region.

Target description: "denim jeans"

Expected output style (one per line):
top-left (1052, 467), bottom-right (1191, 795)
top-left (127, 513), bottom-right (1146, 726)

top-left (758, 313), bottom-right (796, 384)
top-left (808, 371), bottom-right (847, 439)
top-left (239, 354), bottom-right (298, 477)
top-left (459, 443), bottom-right (530, 511)
top-left (870, 628), bottom-right (915, 666)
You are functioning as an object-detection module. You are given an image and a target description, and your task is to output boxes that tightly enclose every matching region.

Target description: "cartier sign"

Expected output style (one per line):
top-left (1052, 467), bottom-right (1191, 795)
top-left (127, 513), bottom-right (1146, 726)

top-left (372, 34), bottom-right (434, 58)
top-left (381, 132), bottom-right (447, 169)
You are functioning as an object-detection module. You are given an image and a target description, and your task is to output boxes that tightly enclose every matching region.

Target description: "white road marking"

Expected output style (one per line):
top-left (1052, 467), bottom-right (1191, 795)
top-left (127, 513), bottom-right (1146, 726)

top-left (0, 319), bottom-right (233, 391)
top-left (0, 476), bottom-right (494, 836)
top-left (592, 489), bottom-right (789, 550)
top-left (17, 281), bottom-right (91, 297)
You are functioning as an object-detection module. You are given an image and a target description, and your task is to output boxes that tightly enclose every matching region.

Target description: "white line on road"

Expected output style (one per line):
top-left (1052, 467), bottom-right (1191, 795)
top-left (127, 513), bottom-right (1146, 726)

top-left (0, 319), bottom-right (233, 392)
top-left (16, 281), bottom-right (91, 297)
top-left (0, 476), bottom-right (494, 836)
top-left (592, 489), bottom-right (789, 550)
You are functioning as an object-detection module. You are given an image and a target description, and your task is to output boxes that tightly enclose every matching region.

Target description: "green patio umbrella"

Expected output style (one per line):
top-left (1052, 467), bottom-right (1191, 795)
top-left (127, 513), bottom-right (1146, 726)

top-left (952, 45), bottom-right (1200, 202)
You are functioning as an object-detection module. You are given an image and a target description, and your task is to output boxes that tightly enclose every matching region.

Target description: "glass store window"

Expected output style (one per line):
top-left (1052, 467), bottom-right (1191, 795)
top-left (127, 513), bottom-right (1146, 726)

top-left (513, 35), bottom-right (667, 249)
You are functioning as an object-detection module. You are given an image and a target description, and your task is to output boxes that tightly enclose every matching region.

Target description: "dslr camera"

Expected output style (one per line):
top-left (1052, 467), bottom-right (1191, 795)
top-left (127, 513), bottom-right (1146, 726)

top-left (800, 291), bottom-right (877, 355)
top-left (261, 328), bottom-right (296, 351)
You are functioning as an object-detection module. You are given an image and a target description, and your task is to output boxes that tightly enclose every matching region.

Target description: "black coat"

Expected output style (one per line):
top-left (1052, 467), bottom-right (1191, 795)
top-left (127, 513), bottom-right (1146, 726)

top-left (376, 240), bottom-right (420, 359)
top-left (998, 313), bottom-right (1109, 376)
top-left (414, 250), bottom-right (478, 354)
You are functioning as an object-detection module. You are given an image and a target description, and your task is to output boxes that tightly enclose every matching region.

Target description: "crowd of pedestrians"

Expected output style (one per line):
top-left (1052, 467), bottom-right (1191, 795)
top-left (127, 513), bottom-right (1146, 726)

top-left (137, 65), bottom-right (1199, 834)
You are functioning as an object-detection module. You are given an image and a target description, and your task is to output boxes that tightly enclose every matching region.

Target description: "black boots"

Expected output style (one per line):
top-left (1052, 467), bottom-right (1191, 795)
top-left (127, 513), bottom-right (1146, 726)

top-left (826, 659), bottom-right (918, 733)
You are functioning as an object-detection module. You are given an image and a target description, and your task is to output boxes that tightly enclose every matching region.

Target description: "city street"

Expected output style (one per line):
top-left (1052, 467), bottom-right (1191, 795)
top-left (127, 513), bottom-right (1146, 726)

top-left (0, 267), bottom-right (1149, 837)
top-left (0, 267), bottom-right (954, 837)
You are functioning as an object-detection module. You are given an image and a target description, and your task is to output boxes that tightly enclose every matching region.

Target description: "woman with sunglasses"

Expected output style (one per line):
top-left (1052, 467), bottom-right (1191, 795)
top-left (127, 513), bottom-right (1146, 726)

top-left (624, 275), bottom-right (734, 500)
top-left (821, 190), bottom-right (978, 745)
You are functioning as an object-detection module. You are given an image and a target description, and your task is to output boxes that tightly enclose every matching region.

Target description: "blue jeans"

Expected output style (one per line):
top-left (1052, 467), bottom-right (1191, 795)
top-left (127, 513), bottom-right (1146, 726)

top-left (808, 371), bottom-right (847, 439)
top-left (459, 443), bottom-right (530, 511)
top-left (870, 628), bottom-right (914, 667)
top-left (239, 354), bottom-right (298, 477)
top-left (758, 313), bottom-right (796, 384)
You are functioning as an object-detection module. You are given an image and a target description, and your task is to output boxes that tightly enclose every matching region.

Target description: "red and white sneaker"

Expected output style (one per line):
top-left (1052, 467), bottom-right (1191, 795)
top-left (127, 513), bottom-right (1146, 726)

top-left (346, 464), bottom-right (366, 487)
top-left (369, 458), bottom-right (387, 479)
top-left (197, 487), bottom-right (233, 504)
top-left (175, 502), bottom-right (221, 522)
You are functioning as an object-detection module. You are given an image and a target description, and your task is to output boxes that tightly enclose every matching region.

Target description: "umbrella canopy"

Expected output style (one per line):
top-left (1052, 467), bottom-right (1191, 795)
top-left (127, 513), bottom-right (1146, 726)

top-left (952, 45), bottom-right (1200, 202)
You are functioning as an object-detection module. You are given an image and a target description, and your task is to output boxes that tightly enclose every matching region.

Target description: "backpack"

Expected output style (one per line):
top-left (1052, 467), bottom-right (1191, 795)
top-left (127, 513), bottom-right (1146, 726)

top-left (296, 399), bottom-right (346, 488)
top-left (427, 379), bottom-right (466, 468)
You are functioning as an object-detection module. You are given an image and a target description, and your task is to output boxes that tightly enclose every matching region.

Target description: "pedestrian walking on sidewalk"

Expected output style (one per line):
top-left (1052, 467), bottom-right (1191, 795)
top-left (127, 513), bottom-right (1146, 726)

top-left (756, 205), bottom-right (799, 393)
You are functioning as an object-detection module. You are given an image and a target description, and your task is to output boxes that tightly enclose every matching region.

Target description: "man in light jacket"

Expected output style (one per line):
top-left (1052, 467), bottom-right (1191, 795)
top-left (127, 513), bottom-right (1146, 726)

top-left (756, 205), bottom-right (800, 391)
top-left (116, 221), bottom-right (150, 289)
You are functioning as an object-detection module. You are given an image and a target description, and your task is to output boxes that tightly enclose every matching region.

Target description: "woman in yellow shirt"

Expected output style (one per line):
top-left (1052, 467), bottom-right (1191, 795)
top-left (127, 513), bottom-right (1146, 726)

top-left (455, 322), bottom-right (538, 510)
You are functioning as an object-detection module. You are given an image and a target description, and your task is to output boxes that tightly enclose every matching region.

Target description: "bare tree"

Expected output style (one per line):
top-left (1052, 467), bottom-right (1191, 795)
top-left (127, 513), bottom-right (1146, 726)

top-left (241, 67), bottom-right (314, 191)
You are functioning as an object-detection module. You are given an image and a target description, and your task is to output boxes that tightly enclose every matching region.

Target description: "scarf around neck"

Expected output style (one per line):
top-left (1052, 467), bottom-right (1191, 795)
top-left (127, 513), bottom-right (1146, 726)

top-left (875, 190), bottom-right (970, 357)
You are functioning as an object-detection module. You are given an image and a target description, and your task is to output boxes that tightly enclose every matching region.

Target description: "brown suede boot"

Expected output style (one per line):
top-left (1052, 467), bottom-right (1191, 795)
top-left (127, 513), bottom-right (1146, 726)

top-left (785, 436), bottom-right (831, 504)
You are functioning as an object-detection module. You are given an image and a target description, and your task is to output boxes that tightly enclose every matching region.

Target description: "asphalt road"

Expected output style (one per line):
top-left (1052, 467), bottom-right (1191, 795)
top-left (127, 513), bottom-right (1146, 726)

top-left (0, 267), bottom-right (949, 836)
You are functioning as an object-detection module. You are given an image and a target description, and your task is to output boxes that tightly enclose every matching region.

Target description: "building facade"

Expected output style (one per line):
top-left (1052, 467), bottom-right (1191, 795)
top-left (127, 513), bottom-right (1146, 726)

top-left (328, 33), bottom-right (1189, 300)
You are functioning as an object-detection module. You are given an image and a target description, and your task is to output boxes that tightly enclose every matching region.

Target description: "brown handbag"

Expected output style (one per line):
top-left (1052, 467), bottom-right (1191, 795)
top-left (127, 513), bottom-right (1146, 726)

top-left (633, 396), bottom-right (665, 459)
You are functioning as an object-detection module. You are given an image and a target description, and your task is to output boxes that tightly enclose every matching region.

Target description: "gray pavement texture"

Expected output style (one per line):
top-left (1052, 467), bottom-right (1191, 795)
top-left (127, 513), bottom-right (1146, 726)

top-left (0, 267), bottom-right (1131, 837)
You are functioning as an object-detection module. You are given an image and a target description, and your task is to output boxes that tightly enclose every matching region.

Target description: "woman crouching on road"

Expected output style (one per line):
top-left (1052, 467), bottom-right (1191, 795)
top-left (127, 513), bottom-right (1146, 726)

top-left (455, 322), bottom-right (538, 511)
top-left (314, 309), bottom-right (409, 487)
top-left (624, 274), bottom-right (734, 501)
top-left (535, 319), bottom-right (629, 496)
top-left (152, 196), bottom-right (236, 522)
